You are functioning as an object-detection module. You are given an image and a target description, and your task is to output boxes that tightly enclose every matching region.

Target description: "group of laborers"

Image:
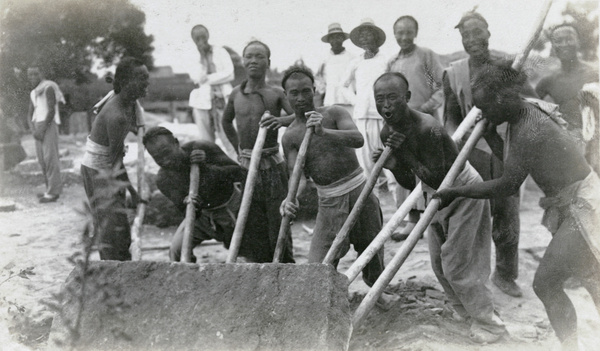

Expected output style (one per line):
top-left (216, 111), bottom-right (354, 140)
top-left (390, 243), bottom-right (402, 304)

top-left (30, 7), bottom-right (594, 350)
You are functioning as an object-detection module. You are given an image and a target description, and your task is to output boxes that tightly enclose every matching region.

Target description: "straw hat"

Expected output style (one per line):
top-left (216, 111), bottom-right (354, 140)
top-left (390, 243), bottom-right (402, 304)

top-left (321, 23), bottom-right (350, 43)
top-left (349, 18), bottom-right (386, 48)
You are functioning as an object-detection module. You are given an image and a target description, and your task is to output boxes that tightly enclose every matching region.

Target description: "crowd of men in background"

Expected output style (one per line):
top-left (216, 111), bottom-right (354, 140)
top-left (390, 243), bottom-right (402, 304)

top-left (11, 8), bottom-right (600, 350)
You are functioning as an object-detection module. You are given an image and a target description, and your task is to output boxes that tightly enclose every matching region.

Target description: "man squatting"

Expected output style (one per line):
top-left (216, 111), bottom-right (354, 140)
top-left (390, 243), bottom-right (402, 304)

top-left (143, 127), bottom-right (276, 263)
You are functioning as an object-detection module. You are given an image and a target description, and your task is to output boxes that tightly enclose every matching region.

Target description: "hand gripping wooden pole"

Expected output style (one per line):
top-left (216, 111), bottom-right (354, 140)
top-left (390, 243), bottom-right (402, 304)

top-left (226, 126), bottom-right (268, 263)
top-left (181, 163), bottom-right (200, 263)
top-left (322, 146), bottom-right (393, 265)
top-left (352, 118), bottom-right (488, 327)
top-left (350, 0), bottom-right (554, 327)
top-left (344, 107), bottom-right (481, 282)
top-left (273, 127), bottom-right (314, 263)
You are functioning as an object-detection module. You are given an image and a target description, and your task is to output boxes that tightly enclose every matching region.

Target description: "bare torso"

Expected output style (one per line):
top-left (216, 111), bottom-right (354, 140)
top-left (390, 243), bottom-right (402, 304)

top-left (384, 110), bottom-right (459, 190)
top-left (88, 95), bottom-right (138, 166)
top-left (511, 104), bottom-right (590, 197)
top-left (227, 83), bottom-right (287, 150)
top-left (535, 63), bottom-right (598, 129)
top-left (283, 106), bottom-right (360, 186)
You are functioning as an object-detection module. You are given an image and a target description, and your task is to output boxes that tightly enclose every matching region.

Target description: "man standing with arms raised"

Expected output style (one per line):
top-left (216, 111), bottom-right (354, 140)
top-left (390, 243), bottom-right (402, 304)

top-left (443, 10), bottom-right (522, 297)
top-left (280, 65), bottom-right (399, 309)
top-left (222, 40), bottom-right (295, 263)
top-left (81, 57), bottom-right (148, 261)
top-left (189, 24), bottom-right (237, 159)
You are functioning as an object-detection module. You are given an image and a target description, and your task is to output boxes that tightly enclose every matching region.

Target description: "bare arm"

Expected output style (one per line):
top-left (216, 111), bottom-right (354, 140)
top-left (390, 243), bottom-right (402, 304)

top-left (280, 131), bottom-right (302, 217)
top-left (156, 169), bottom-right (188, 213)
top-left (378, 126), bottom-right (416, 189)
top-left (442, 73), bottom-right (463, 136)
top-left (535, 77), bottom-right (549, 100)
top-left (188, 141), bottom-right (245, 182)
top-left (106, 114), bottom-right (129, 168)
top-left (32, 87), bottom-right (57, 140)
top-left (435, 144), bottom-right (528, 207)
top-left (27, 101), bottom-right (34, 131)
top-left (306, 107), bottom-right (363, 148)
top-left (482, 124), bottom-right (505, 161)
top-left (222, 92), bottom-right (239, 154)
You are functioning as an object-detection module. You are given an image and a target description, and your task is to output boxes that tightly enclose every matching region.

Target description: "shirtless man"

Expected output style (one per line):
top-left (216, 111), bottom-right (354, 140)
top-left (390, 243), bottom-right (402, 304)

top-left (142, 127), bottom-right (274, 262)
top-left (373, 72), bottom-right (506, 343)
top-left (80, 57), bottom-right (148, 261)
top-left (280, 65), bottom-right (398, 309)
top-left (435, 64), bottom-right (600, 350)
top-left (536, 24), bottom-right (598, 157)
top-left (222, 40), bottom-right (295, 263)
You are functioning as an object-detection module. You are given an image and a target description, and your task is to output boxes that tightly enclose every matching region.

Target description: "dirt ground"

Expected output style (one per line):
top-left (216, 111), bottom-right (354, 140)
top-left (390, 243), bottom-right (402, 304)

top-left (1, 133), bottom-right (599, 351)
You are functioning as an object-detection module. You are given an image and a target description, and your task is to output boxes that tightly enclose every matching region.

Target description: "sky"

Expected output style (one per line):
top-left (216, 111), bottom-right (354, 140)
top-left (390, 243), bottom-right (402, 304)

top-left (130, 0), bottom-right (574, 76)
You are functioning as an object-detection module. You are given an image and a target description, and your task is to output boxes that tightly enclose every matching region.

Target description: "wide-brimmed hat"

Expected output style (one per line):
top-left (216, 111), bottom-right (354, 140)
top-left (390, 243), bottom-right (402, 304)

top-left (321, 23), bottom-right (350, 43)
top-left (350, 18), bottom-right (386, 48)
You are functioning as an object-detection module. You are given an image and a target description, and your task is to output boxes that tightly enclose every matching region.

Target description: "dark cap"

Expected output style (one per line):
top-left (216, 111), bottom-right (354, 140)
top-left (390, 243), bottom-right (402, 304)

top-left (455, 10), bottom-right (488, 30)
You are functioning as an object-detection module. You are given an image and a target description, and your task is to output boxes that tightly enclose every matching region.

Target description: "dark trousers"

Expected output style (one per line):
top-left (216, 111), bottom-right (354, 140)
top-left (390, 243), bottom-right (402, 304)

top-left (81, 165), bottom-right (131, 261)
top-left (469, 149), bottom-right (520, 280)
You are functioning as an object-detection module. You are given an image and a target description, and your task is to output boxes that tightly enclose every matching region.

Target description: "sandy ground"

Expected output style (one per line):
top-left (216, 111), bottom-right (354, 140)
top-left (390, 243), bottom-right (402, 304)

top-left (1, 133), bottom-right (599, 351)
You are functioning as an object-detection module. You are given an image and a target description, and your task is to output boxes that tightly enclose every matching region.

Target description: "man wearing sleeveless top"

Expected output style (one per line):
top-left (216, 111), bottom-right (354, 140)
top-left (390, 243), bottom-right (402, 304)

top-left (442, 11), bottom-right (522, 297)
top-left (222, 41), bottom-right (295, 263)
top-left (80, 57), bottom-right (149, 261)
top-left (27, 66), bottom-right (65, 203)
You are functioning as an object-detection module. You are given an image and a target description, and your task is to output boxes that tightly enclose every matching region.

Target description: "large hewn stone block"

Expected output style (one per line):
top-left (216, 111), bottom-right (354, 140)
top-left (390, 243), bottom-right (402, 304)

top-left (50, 262), bottom-right (351, 351)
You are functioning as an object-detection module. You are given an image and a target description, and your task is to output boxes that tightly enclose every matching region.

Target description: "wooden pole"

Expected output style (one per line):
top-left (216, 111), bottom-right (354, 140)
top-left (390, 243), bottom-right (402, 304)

top-left (226, 126), bottom-right (268, 263)
top-left (344, 182), bottom-right (423, 282)
top-left (352, 118), bottom-right (488, 327)
top-left (181, 164), bottom-right (200, 262)
top-left (344, 107), bottom-right (480, 282)
top-left (273, 127), bottom-right (314, 263)
top-left (350, 0), bottom-right (554, 327)
top-left (130, 123), bottom-right (146, 261)
top-left (322, 147), bottom-right (393, 265)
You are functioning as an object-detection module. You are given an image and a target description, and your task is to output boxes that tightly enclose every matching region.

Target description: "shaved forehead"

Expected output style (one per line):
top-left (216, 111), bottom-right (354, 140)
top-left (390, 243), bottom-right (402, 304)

top-left (374, 73), bottom-right (409, 92)
top-left (550, 25), bottom-right (579, 40)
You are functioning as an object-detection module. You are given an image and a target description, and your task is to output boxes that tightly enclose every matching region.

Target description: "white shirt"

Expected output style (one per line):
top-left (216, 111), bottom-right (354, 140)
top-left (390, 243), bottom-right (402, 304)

top-left (30, 80), bottom-right (65, 124)
top-left (321, 49), bottom-right (355, 106)
top-left (188, 45), bottom-right (234, 110)
top-left (344, 51), bottom-right (388, 120)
